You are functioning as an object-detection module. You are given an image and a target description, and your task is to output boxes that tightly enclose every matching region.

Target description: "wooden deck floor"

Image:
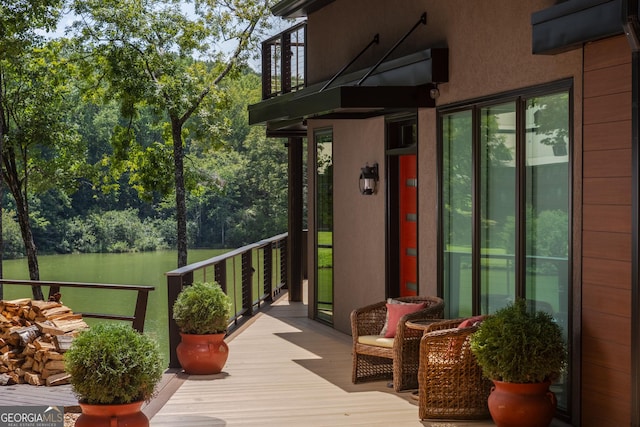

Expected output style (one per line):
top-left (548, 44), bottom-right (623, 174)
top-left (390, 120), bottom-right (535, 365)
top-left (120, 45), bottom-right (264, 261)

top-left (148, 293), bottom-right (496, 427)
top-left (1, 289), bottom-right (496, 426)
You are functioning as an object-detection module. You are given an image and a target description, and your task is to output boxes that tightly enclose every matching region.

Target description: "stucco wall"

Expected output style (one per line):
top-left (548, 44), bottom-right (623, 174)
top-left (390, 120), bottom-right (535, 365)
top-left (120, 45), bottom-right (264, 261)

top-left (304, 0), bottom-right (583, 338)
top-left (307, 0), bottom-right (581, 98)
top-left (307, 118), bottom-right (387, 333)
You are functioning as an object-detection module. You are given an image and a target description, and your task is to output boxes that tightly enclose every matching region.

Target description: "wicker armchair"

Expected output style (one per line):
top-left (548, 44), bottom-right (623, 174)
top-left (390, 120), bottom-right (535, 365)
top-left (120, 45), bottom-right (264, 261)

top-left (417, 318), bottom-right (492, 420)
top-left (350, 296), bottom-right (444, 392)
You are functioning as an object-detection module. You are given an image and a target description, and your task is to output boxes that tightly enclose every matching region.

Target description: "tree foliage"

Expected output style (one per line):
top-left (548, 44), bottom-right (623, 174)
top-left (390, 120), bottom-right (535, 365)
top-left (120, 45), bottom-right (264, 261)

top-left (0, 1), bottom-right (86, 298)
top-left (70, 0), bottom-right (273, 268)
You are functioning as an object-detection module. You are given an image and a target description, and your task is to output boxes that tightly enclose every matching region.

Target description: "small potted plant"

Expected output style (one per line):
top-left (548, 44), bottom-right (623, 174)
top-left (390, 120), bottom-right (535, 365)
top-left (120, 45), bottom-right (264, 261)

top-left (470, 299), bottom-right (567, 427)
top-left (64, 323), bottom-right (164, 427)
top-left (172, 281), bottom-right (232, 374)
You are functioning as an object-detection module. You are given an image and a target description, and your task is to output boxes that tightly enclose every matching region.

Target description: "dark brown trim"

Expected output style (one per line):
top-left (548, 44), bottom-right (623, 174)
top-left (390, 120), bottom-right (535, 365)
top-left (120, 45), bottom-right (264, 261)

top-left (287, 137), bottom-right (304, 302)
top-left (631, 42), bottom-right (640, 427)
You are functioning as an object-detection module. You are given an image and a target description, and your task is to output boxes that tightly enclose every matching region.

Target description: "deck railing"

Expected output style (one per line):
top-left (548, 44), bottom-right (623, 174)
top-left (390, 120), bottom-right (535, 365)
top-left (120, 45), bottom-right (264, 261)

top-left (261, 22), bottom-right (306, 100)
top-left (166, 232), bottom-right (289, 369)
top-left (0, 279), bottom-right (154, 332)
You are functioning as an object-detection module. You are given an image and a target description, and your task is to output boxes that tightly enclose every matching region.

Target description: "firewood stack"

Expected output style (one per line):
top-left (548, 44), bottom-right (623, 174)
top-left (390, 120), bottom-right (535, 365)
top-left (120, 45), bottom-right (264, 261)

top-left (0, 298), bottom-right (89, 387)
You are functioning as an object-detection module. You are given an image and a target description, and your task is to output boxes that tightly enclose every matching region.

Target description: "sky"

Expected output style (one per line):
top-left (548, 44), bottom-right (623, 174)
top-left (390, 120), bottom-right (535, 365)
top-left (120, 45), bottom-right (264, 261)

top-left (45, 3), bottom-right (295, 71)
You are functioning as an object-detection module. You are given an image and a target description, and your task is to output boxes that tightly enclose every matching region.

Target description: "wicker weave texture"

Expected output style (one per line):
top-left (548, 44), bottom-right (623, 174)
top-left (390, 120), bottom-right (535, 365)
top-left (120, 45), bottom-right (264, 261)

top-left (417, 319), bottom-right (491, 420)
top-left (351, 296), bottom-right (444, 392)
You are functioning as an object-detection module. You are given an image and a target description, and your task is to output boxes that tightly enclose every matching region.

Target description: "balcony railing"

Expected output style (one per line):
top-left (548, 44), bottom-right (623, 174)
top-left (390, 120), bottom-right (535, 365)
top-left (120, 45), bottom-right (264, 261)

top-left (166, 232), bottom-right (289, 368)
top-left (261, 22), bottom-right (306, 100)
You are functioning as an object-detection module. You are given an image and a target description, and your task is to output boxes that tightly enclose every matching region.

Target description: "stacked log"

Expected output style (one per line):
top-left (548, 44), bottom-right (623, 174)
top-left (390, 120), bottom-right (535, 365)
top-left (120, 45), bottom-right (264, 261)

top-left (0, 298), bottom-right (89, 386)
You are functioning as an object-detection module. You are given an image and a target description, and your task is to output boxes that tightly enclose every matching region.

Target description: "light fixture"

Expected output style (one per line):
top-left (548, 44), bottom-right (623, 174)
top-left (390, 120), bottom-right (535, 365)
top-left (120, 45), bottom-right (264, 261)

top-left (359, 163), bottom-right (379, 195)
top-left (429, 83), bottom-right (440, 100)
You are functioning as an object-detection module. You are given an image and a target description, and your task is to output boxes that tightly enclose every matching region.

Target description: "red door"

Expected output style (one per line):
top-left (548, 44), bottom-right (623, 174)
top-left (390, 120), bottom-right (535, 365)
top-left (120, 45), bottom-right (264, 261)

top-left (399, 155), bottom-right (417, 296)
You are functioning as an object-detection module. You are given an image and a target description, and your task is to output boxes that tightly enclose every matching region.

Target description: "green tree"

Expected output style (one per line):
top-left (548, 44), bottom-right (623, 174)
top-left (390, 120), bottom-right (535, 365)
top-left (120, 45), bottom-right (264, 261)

top-left (0, 1), bottom-right (85, 299)
top-left (70, 0), bottom-right (272, 267)
top-left (191, 71), bottom-right (288, 247)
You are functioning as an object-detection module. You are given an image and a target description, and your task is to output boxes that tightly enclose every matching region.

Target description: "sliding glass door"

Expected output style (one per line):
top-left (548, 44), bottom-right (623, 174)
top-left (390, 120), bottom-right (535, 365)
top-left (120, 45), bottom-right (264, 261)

top-left (315, 130), bottom-right (333, 323)
top-left (440, 84), bottom-right (571, 413)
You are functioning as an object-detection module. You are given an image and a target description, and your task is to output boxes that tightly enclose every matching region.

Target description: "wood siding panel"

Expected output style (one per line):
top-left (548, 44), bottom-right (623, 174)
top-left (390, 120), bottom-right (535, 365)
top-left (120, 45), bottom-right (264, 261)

top-left (583, 63), bottom-right (631, 98)
top-left (583, 92), bottom-right (631, 125)
top-left (582, 388), bottom-right (632, 427)
top-left (583, 149), bottom-right (631, 178)
top-left (584, 36), bottom-right (631, 71)
top-left (582, 362), bottom-right (631, 401)
top-left (583, 205), bottom-right (631, 233)
top-left (582, 35), bottom-right (632, 427)
top-left (583, 177), bottom-right (631, 205)
top-left (582, 231), bottom-right (631, 261)
top-left (582, 282), bottom-right (631, 318)
top-left (582, 257), bottom-right (631, 290)
top-left (583, 121), bottom-right (631, 152)
top-left (583, 309), bottom-right (630, 347)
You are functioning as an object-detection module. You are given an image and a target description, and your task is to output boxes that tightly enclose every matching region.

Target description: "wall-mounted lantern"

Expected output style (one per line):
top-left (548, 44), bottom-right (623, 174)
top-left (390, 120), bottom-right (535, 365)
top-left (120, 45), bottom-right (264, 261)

top-left (359, 163), bottom-right (379, 195)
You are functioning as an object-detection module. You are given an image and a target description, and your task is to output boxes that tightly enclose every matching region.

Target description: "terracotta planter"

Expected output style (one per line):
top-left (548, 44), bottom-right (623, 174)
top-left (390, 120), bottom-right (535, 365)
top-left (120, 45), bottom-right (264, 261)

top-left (76, 401), bottom-right (148, 427)
top-left (176, 332), bottom-right (229, 374)
top-left (488, 380), bottom-right (556, 427)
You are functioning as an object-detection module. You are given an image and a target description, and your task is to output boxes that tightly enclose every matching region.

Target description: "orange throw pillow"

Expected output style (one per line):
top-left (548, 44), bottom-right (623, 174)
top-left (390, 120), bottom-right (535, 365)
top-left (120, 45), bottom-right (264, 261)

top-left (383, 302), bottom-right (426, 338)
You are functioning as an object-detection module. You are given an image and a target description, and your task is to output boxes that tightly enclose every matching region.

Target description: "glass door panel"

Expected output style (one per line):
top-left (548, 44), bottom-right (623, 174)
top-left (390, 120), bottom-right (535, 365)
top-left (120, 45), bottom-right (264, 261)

top-left (479, 103), bottom-right (516, 313)
top-left (442, 111), bottom-right (473, 318)
top-left (525, 93), bottom-right (569, 411)
top-left (315, 131), bottom-right (333, 323)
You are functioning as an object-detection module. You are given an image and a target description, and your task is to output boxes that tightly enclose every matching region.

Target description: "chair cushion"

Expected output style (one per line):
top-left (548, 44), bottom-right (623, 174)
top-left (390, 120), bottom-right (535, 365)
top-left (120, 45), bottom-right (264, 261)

top-left (358, 335), bottom-right (395, 348)
top-left (447, 315), bottom-right (487, 358)
top-left (379, 298), bottom-right (405, 336)
top-left (457, 315), bottom-right (486, 329)
top-left (382, 301), bottom-right (427, 338)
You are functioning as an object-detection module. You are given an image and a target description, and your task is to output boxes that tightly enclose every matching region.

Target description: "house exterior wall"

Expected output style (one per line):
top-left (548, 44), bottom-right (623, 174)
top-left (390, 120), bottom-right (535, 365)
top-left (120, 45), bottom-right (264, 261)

top-left (307, 118), bottom-right (387, 333)
top-left (582, 35), bottom-right (632, 427)
top-left (306, 0), bottom-right (582, 328)
top-left (300, 1), bottom-right (639, 423)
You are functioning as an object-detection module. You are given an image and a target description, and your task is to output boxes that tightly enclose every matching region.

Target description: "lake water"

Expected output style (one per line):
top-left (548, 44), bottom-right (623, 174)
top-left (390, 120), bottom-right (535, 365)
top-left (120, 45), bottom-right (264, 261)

top-left (0, 249), bottom-right (225, 367)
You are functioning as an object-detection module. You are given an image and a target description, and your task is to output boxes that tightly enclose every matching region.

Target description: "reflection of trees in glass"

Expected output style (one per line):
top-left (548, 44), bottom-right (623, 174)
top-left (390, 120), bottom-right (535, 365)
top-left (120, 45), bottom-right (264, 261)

top-left (443, 113), bottom-right (472, 248)
top-left (501, 208), bottom-right (567, 257)
top-left (316, 142), bottom-right (333, 231)
top-left (529, 93), bottom-right (569, 153)
top-left (480, 109), bottom-right (513, 165)
top-left (443, 92), bottom-right (569, 256)
top-left (443, 109), bottom-right (512, 249)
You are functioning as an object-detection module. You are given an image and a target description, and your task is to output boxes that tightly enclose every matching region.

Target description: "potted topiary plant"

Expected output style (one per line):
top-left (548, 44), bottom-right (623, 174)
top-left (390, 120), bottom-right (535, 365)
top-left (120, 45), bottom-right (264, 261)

top-left (64, 322), bottom-right (164, 427)
top-left (470, 299), bottom-right (567, 427)
top-left (172, 281), bottom-right (232, 375)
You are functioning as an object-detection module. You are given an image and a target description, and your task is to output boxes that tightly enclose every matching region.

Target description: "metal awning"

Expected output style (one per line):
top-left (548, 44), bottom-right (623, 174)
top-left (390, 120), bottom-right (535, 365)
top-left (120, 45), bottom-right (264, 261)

top-left (248, 47), bottom-right (448, 135)
top-left (531, 0), bottom-right (623, 54)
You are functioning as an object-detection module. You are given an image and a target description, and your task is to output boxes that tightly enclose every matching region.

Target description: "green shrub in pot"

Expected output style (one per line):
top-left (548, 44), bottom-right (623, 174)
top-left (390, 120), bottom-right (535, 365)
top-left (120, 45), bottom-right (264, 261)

top-left (172, 281), bottom-right (232, 334)
top-left (470, 299), bottom-right (567, 383)
top-left (64, 322), bottom-right (164, 405)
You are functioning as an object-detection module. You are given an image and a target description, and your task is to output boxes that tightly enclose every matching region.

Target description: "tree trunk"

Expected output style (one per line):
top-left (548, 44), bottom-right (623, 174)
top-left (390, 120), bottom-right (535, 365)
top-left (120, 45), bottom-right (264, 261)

top-left (2, 149), bottom-right (41, 299)
top-left (171, 117), bottom-right (188, 268)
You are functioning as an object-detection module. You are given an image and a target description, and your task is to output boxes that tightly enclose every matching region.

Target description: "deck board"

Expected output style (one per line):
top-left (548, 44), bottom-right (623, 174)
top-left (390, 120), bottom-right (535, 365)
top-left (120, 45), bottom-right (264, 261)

top-left (149, 294), bottom-right (495, 427)
top-left (0, 289), bottom-right (495, 426)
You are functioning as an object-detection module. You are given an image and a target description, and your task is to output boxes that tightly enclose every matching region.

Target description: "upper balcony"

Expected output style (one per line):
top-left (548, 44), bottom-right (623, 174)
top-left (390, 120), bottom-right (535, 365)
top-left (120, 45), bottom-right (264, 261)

top-left (261, 22), bottom-right (307, 101)
top-left (250, 11), bottom-right (448, 137)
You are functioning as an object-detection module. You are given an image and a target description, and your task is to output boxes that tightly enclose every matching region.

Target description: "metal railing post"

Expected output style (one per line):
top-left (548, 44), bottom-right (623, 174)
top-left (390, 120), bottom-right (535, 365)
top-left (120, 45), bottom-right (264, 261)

top-left (215, 261), bottom-right (227, 294)
top-left (241, 251), bottom-right (254, 316)
top-left (167, 272), bottom-right (193, 369)
top-left (264, 244), bottom-right (273, 300)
